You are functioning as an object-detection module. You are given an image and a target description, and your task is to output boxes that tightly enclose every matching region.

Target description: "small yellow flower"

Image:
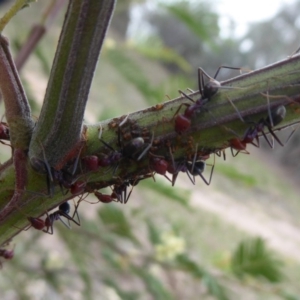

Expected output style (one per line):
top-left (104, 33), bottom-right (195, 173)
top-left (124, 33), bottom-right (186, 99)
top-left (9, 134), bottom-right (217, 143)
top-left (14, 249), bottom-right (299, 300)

top-left (154, 231), bottom-right (186, 262)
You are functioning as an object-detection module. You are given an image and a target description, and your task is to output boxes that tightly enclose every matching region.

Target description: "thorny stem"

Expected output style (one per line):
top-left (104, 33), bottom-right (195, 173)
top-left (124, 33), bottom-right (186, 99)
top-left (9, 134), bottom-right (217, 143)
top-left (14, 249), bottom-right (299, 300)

top-left (0, 34), bottom-right (34, 222)
top-left (0, 53), bottom-right (300, 246)
top-left (0, 35), bottom-right (34, 149)
top-left (29, 0), bottom-right (116, 169)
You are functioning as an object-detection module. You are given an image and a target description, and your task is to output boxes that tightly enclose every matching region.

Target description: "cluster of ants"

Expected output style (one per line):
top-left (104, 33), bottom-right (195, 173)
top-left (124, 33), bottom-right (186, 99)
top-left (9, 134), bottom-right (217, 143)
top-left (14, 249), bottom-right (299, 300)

top-left (0, 65), bottom-right (289, 249)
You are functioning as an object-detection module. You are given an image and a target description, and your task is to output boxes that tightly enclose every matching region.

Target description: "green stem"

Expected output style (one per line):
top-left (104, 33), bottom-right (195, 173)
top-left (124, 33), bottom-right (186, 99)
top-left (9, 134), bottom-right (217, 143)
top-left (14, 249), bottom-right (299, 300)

top-left (0, 35), bottom-right (34, 149)
top-left (1, 54), bottom-right (300, 246)
top-left (0, 0), bottom-right (35, 33)
top-left (29, 0), bottom-right (116, 169)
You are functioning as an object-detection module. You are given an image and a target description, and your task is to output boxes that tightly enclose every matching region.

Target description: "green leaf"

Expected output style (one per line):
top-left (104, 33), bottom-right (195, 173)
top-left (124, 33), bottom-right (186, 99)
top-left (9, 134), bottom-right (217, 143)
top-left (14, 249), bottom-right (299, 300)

top-left (146, 219), bottom-right (161, 245)
top-left (133, 267), bottom-right (174, 300)
top-left (104, 278), bottom-right (140, 300)
top-left (106, 48), bottom-right (159, 104)
top-left (231, 237), bottom-right (284, 282)
top-left (135, 40), bottom-right (191, 73)
top-left (176, 255), bottom-right (229, 300)
top-left (98, 205), bottom-right (139, 244)
top-left (162, 2), bottom-right (219, 47)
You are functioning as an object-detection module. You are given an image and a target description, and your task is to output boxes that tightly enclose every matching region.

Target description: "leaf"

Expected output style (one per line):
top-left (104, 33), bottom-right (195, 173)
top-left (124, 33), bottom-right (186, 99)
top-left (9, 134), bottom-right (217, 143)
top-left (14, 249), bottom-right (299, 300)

top-left (176, 255), bottom-right (229, 300)
top-left (104, 278), bottom-right (140, 300)
top-left (146, 219), bottom-right (161, 245)
top-left (162, 2), bottom-right (219, 47)
top-left (98, 205), bottom-right (139, 244)
top-left (106, 48), bottom-right (159, 104)
top-left (133, 267), bottom-right (174, 300)
top-left (231, 237), bottom-right (284, 282)
top-left (143, 178), bottom-right (191, 208)
top-left (135, 40), bottom-right (191, 73)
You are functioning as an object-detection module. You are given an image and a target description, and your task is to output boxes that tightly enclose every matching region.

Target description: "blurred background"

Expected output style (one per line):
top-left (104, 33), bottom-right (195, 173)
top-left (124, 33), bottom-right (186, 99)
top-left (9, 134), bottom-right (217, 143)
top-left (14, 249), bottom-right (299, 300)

top-left (1, 0), bottom-right (300, 299)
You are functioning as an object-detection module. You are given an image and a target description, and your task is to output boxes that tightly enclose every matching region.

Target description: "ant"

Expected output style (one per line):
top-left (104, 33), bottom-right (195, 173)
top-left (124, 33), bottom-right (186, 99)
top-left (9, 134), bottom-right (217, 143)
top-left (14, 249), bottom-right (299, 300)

top-left (110, 173), bottom-right (154, 204)
top-left (186, 153), bottom-right (215, 186)
top-left (228, 105), bottom-right (286, 155)
top-left (0, 247), bottom-right (14, 268)
top-left (174, 66), bottom-right (243, 133)
top-left (0, 122), bottom-right (9, 141)
top-left (98, 120), bottom-right (154, 173)
top-left (81, 155), bottom-right (99, 172)
top-left (30, 139), bottom-right (84, 197)
top-left (167, 145), bottom-right (214, 186)
top-left (43, 202), bottom-right (80, 235)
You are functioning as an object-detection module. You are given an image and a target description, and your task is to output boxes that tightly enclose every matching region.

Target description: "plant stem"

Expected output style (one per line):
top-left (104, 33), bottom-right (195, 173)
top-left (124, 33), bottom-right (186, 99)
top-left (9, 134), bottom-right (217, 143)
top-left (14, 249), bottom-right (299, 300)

top-left (29, 0), bottom-right (116, 169)
top-left (1, 53), bottom-right (300, 246)
top-left (0, 0), bottom-right (35, 33)
top-left (0, 35), bottom-right (34, 149)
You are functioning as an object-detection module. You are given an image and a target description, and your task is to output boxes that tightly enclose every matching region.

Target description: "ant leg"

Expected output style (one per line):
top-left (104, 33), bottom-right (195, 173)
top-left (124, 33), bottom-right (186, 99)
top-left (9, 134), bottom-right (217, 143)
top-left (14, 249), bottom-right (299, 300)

top-left (199, 155), bottom-right (215, 186)
top-left (98, 124), bottom-right (103, 140)
top-left (230, 147), bottom-right (240, 157)
top-left (197, 67), bottom-right (207, 96)
top-left (119, 114), bottom-right (129, 127)
top-left (190, 144), bottom-right (198, 178)
top-left (137, 132), bottom-right (154, 161)
top-left (225, 95), bottom-right (246, 123)
top-left (215, 149), bottom-right (225, 160)
top-left (285, 122), bottom-right (300, 144)
top-left (178, 90), bottom-right (196, 103)
top-left (186, 170), bottom-right (195, 185)
top-left (59, 211), bottom-right (80, 227)
top-left (212, 66), bottom-right (244, 79)
top-left (124, 184), bottom-right (134, 204)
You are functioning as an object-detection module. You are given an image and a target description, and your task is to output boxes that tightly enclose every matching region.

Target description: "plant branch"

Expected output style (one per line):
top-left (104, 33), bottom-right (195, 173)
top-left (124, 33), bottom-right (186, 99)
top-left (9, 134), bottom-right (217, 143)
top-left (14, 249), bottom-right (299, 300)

top-left (1, 54), bottom-right (300, 246)
top-left (0, 0), bottom-right (36, 33)
top-left (29, 0), bottom-right (116, 169)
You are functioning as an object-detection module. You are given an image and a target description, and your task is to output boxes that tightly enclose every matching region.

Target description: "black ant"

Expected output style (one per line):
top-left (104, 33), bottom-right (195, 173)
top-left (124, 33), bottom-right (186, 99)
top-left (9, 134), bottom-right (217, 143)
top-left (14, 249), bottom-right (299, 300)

top-left (186, 150), bottom-right (215, 186)
top-left (43, 202), bottom-right (80, 235)
top-left (98, 120), bottom-right (154, 174)
top-left (174, 66), bottom-right (243, 133)
top-left (167, 145), bottom-right (214, 186)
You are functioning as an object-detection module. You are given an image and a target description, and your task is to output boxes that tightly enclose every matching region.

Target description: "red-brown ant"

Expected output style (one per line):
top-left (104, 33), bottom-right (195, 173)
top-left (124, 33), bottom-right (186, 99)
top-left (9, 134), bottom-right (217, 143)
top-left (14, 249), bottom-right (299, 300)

top-left (0, 248), bottom-right (14, 260)
top-left (174, 66), bottom-right (243, 133)
top-left (0, 122), bottom-right (10, 140)
top-left (228, 105), bottom-right (286, 155)
top-left (43, 202), bottom-right (80, 235)
top-left (94, 191), bottom-right (116, 203)
top-left (0, 247), bottom-right (14, 268)
top-left (81, 155), bottom-right (99, 171)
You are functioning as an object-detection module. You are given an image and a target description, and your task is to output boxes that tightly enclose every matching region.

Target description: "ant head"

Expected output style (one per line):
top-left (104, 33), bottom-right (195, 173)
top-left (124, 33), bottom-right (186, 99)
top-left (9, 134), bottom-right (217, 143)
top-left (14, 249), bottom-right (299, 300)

top-left (59, 202), bottom-right (70, 214)
top-left (2, 249), bottom-right (14, 260)
top-left (203, 80), bottom-right (221, 99)
top-left (30, 157), bottom-right (47, 174)
top-left (0, 122), bottom-right (9, 140)
top-left (267, 105), bottom-right (286, 127)
top-left (123, 137), bottom-right (146, 160)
